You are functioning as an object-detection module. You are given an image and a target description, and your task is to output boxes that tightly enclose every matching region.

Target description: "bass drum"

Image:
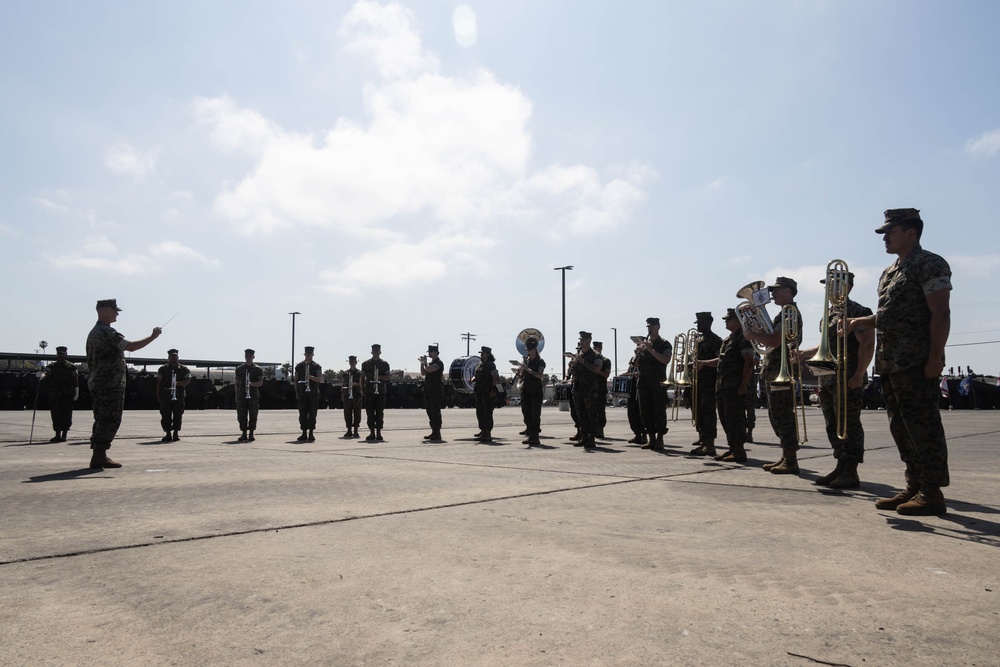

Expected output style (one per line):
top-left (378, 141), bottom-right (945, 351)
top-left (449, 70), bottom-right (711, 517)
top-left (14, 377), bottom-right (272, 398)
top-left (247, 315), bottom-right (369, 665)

top-left (449, 356), bottom-right (481, 394)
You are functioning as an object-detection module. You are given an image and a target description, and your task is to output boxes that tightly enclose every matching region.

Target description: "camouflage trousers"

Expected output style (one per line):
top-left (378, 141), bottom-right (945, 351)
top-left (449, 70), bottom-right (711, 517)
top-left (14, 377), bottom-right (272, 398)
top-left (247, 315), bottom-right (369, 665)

top-left (159, 400), bottom-right (184, 433)
top-left (366, 392), bottom-right (386, 431)
top-left (297, 394), bottom-right (319, 430)
top-left (49, 395), bottom-right (74, 432)
top-left (521, 390), bottom-right (543, 436)
top-left (818, 383), bottom-right (864, 463)
top-left (343, 394), bottom-right (362, 429)
top-left (89, 384), bottom-right (124, 451)
top-left (236, 398), bottom-right (259, 431)
top-left (716, 386), bottom-right (747, 449)
top-left (764, 381), bottom-right (799, 450)
top-left (637, 382), bottom-right (668, 436)
top-left (572, 388), bottom-right (601, 438)
top-left (882, 368), bottom-right (950, 487)
top-left (474, 392), bottom-right (494, 433)
top-left (425, 394), bottom-right (443, 431)
top-left (695, 383), bottom-right (718, 441)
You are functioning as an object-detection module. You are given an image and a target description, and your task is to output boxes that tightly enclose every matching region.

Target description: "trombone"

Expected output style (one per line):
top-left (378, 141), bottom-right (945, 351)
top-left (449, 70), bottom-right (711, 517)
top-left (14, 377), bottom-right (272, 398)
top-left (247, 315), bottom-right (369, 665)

top-left (806, 259), bottom-right (850, 440)
top-left (770, 304), bottom-right (808, 444)
top-left (687, 328), bottom-right (701, 427)
top-left (664, 332), bottom-right (689, 421)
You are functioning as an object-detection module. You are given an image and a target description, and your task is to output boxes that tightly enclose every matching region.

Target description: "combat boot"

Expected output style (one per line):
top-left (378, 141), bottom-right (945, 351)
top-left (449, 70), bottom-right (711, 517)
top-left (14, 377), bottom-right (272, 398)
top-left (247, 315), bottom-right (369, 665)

top-left (161, 433), bottom-right (172, 443)
top-left (376, 431), bottom-right (384, 442)
top-left (770, 449), bottom-right (799, 475)
top-left (366, 431), bottom-right (377, 442)
top-left (248, 431), bottom-right (255, 442)
top-left (650, 433), bottom-right (665, 451)
top-left (829, 460), bottom-right (860, 489)
top-left (429, 431), bottom-right (441, 441)
top-left (50, 433), bottom-right (61, 443)
top-left (352, 428), bottom-right (360, 438)
top-left (345, 429), bottom-right (354, 438)
top-left (814, 460), bottom-right (845, 486)
top-left (730, 446), bottom-right (748, 463)
top-left (713, 449), bottom-right (732, 461)
top-left (583, 435), bottom-right (596, 450)
top-left (172, 430), bottom-right (180, 441)
top-left (896, 486), bottom-right (947, 515)
top-left (689, 444), bottom-right (710, 456)
top-left (762, 456), bottom-right (785, 471)
top-left (569, 429), bottom-right (583, 441)
top-left (297, 431), bottom-right (309, 442)
top-left (875, 465), bottom-right (920, 510)
top-left (703, 441), bottom-right (717, 457)
top-left (238, 430), bottom-right (248, 443)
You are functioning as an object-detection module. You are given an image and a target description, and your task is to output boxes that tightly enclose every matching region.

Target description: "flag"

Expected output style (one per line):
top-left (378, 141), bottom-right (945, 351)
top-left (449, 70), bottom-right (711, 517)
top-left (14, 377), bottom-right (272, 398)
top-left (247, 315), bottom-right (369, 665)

top-left (940, 378), bottom-right (949, 398)
top-left (958, 377), bottom-right (971, 396)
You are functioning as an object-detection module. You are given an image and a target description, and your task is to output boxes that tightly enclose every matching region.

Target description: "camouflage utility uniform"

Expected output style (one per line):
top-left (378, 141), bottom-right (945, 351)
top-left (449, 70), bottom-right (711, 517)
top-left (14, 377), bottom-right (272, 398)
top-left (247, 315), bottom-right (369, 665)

top-left (157, 362), bottom-right (191, 436)
top-left (86, 322), bottom-right (130, 453)
top-left (762, 305), bottom-right (803, 450)
top-left (571, 347), bottom-right (602, 446)
top-left (45, 358), bottom-right (78, 437)
top-left (716, 328), bottom-right (753, 453)
top-left (342, 368), bottom-right (363, 433)
top-left (423, 357), bottom-right (445, 437)
top-left (294, 360), bottom-right (322, 432)
top-left (818, 298), bottom-right (873, 465)
top-left (694, 329), bottom-right (722, 444)
top-left (235, 362), bottom-right (263, 434)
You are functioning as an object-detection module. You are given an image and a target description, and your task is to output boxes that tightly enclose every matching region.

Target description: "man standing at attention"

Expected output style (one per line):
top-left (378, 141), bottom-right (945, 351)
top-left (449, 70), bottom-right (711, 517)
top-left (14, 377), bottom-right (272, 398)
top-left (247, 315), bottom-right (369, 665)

top-left (86, 299), bottom-right (161, 469)
top-left (155, 348), bottom-right (191, 442)
top-left (846, 208), bottom-right (952, 515)
top-left (236, 348), bottom-right (264, 443)
top-left (294, 346), bottom-right (323, 442)
top-left (45, 345), bottom-right (78, 442)
top-left (420, 344), bottom-right (445, 441)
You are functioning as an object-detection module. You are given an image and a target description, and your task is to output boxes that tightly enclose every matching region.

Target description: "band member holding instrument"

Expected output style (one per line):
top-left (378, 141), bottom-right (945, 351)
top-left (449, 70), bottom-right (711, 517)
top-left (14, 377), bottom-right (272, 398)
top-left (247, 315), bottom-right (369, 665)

top-left (796, 272), bottom-right (874, 488)
top-left (471, 346), bottom-right (500, 443)
top-left (845, 209), bottom-right (952, 515)
top-left (44, 346), bottom-right (78, 443)
top-left (361, 344), bottom-right (390, 442)
top-left (517, 337), bottom-right (546, 447)
top-left (569, 331), bottom-right (604, 450)
top-left (294, 346), bottom-right (323, 442)
top-left (746, 354), bottom-right (760, 442)
top-left (625, 339), bottom-right (647, 445)
top-left (690, 312), bottom-right (722, 457)
top-left (566, 344), bottom-right (582, 440)
top-left (86, 298), bottom-right (162, 469)
top-left (420, 344), bottom-right (445, 441)
top-left (236, 348), bottom-right (264, 442)
top-left (697, 308), bottom-right (754, 462)
top-left (636, 317), bottom-right (672, 451)
top-left (592, 341), bottom-right (612, 439)
top-left (342, 355), bottom-right (363, 439)
top-left (155, 348), bottom-right (191, 442)
top-left (746, 277), bottom-right (803, 474)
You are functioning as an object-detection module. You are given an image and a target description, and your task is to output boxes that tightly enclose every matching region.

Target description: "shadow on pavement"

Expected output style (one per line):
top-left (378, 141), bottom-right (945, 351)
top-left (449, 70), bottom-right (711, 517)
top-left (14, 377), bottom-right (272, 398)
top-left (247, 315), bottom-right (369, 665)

top-left (23, 468), bottom-right (109, 483)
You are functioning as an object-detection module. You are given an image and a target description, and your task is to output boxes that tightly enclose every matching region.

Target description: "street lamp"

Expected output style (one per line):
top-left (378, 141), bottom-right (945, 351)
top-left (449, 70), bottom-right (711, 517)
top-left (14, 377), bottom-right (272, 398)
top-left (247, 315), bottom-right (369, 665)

top-left (553, 265), bottom-right (573, 377)
top-left (611, 328), bottom-right (618, 377)
top-left (289, 312), bottom-right (301, 377)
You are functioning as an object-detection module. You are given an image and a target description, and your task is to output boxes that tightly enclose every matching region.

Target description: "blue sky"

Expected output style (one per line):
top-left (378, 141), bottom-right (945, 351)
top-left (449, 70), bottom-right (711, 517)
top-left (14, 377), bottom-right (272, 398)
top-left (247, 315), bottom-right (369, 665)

top-left (2, 1), bottom-right (998, 377)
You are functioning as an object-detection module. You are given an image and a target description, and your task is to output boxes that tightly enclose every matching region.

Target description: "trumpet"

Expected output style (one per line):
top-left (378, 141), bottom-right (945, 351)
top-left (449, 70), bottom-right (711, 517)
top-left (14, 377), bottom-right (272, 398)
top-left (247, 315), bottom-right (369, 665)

top-left (371, 363), bottom-right (381, 396)
top-left (770, 304), bottom-right (808, 444)
top-left (170, 371), bottom-right (177, 401)
top-left (347, 370), bottom-right (355, 401)
top-left (299, 361), bottom-right (312, 393)
top-left (736, 281), bottom-right (775, 355)
top-left (807, 259), bottom-right (851, 440)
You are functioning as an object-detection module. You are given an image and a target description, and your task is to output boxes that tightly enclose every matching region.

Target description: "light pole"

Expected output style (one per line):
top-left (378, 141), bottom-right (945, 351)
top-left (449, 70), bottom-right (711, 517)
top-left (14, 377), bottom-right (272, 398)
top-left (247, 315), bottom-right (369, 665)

top-left (553, 265), bottom-right (573, 377)
top-left (289, 311), bottom-right (301, 377)
top-left (461, 332), bottom-right (477, 356)
top-left (611, 327), bottom-right (618, 377)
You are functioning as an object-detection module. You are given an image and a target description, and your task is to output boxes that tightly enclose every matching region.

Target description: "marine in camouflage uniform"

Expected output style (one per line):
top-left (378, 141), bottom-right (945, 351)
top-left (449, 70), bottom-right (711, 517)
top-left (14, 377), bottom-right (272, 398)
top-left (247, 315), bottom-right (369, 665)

top-left (593, 341), bottom-right (612, 439)
top-left (342, 356), bottom-right (363, 438)
top-left (472, 346), bottom-right (499, 443)
top-left (518, 337), bottom-right (546, 447)
top-left (745, 355), bottom-right (760, 441)
top-left (570, 331), bottom-right (604, 450)
top-left (703, 309), bottom-right (754, 462)
top-left (849, 209), bottom-right (952, 515)
top-left (636, 317), bottom-right (673, 451)
top-left (690, 312), bottom-right (723, 456)
top-left (420, 344), bottom-right (445, 441)
top-left (45, 346), bottom-right (78, 442)
top-left (798, 273), bottom-right (875, 489)
top-left (746, 277), bottom-right (803, 475)
top-left (155, 349), bottom-right (192, 442)
top-left (361, 344), bottom-right (390, 442)
top-left (294, 346), bottom-right (323, 442)
top-left (235, 348), bottom-right (263, 442)
top-left (85, 298), bottom-right (161, 469)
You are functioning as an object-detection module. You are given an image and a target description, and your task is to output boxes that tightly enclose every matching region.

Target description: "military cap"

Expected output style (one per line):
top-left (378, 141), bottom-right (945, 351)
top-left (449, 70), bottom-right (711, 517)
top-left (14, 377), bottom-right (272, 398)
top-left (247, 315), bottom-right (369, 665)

top-left (578, 331), bottom-right (592, 340)
top-left (876, 208), bottom-right (922, 234)
top-left (55, 345), bottom-right (68, 352)
top-left (524, 337), bottom-right (538, 350)
top-left (695, 311), bottom-right (713, 322)
top-left (646, 317), bottom-right (660, 326)
top-left (593, 341), bottom-right (603, 348)
top-left (722, 308), bottom-right (739, 321)
top-left (244, 348), bottom-right (255, 355)
top-left (96, 298), bottom-right (122, 311)
top-left (304, 346), bottom-right (315, 354)
top-left (820, 272), bottom-right (855, 286)
top-left (371, 343), bottom-right (381, 351)
top-left (767, 276), bottom-right (798, 294)
top-left (427, 344), bottom-right (439, 353)
top-left (167, 348), bottom-right (179, 355)
top-left (348, 355), bottom-right (357, 361)
top-left (480, 346), bottom-right (492, 354)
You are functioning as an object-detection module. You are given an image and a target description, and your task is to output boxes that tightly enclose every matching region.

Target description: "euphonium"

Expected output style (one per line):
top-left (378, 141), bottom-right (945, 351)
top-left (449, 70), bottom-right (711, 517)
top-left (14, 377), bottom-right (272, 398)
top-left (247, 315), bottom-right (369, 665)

top-left (807, 259), bottom-right (851, 439)
top-left (736, 280), bottom-right (775, 355)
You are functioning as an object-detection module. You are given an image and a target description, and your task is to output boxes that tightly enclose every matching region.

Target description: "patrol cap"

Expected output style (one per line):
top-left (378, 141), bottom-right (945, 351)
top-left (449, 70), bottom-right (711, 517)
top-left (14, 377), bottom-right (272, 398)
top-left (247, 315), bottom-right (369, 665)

top-left (304, 346), bottom-right (315, 354)
top-left (578, 331), bottom-right (592, 340)
top-left (525, 337), bottom-right (538, 350)
top-left (876, 208), bottom-right (922, 234)
top-left (646, 317), bottom-right (660, 326)
top-left (593, 341), bottom-right (603, 348)
top-left (820, 272), bottom-right (855, 286)
top-left (55, 346), bottom-right (68, 352)
top-left (479, 346), bottom-right (492, 354)
top-left (371, 343), bottom-right (381, 351)
top-left (695, 311), bottom-right (713, 322)
top-left (722, 308), bottom-right (739, 321)
top-left (167, 348), bottom-right (179, 355)
top-left (348, 355), bottom-right (357, 361)
top-left (427, 344), bottom-right (438, 353)
top-left (767, 276), bottom-right (798, 295)
top-left (244, 348), bottom-right (255, 355)
top-left (96, 298), bottom-right (122, 312)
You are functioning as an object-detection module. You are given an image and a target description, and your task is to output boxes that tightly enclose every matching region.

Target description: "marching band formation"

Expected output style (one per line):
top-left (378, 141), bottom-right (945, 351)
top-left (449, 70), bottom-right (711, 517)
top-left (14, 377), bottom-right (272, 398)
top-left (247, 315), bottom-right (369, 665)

top-left (76, 209), bottom-right (953, 515)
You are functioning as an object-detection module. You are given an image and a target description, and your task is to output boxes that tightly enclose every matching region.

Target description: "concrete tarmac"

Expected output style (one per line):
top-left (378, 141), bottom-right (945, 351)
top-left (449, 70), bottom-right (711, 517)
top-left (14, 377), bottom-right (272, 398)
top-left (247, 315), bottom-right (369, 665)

top-left (1, 405), bottom-right (998, 666)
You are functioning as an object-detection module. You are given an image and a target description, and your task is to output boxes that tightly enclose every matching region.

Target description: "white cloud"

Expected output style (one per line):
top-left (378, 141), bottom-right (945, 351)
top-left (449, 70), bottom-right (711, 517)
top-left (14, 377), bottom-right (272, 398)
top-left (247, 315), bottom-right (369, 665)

top-left (948, 253), bottom-right (1000, 279)
top-left (43, 238), bottom-right (221, 275)
top-left (196, 0), bottom-right (651, 291)
top-left (452, 5), bottom-right (478, 48)
top-left (105, 143), bottom-right (156, 177)
top-left (965, 128), bottom-right (1000, 157)
top-left (0, 221), bottom-right (21, 237)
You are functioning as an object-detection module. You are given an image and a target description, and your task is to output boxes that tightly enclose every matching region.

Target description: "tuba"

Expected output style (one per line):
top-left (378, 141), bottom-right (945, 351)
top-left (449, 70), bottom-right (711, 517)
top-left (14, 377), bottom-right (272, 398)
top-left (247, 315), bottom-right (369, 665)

top-left (806, 259), bottom-right (851, 439)
top-left (736, 280), bottom-right (775, 355)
